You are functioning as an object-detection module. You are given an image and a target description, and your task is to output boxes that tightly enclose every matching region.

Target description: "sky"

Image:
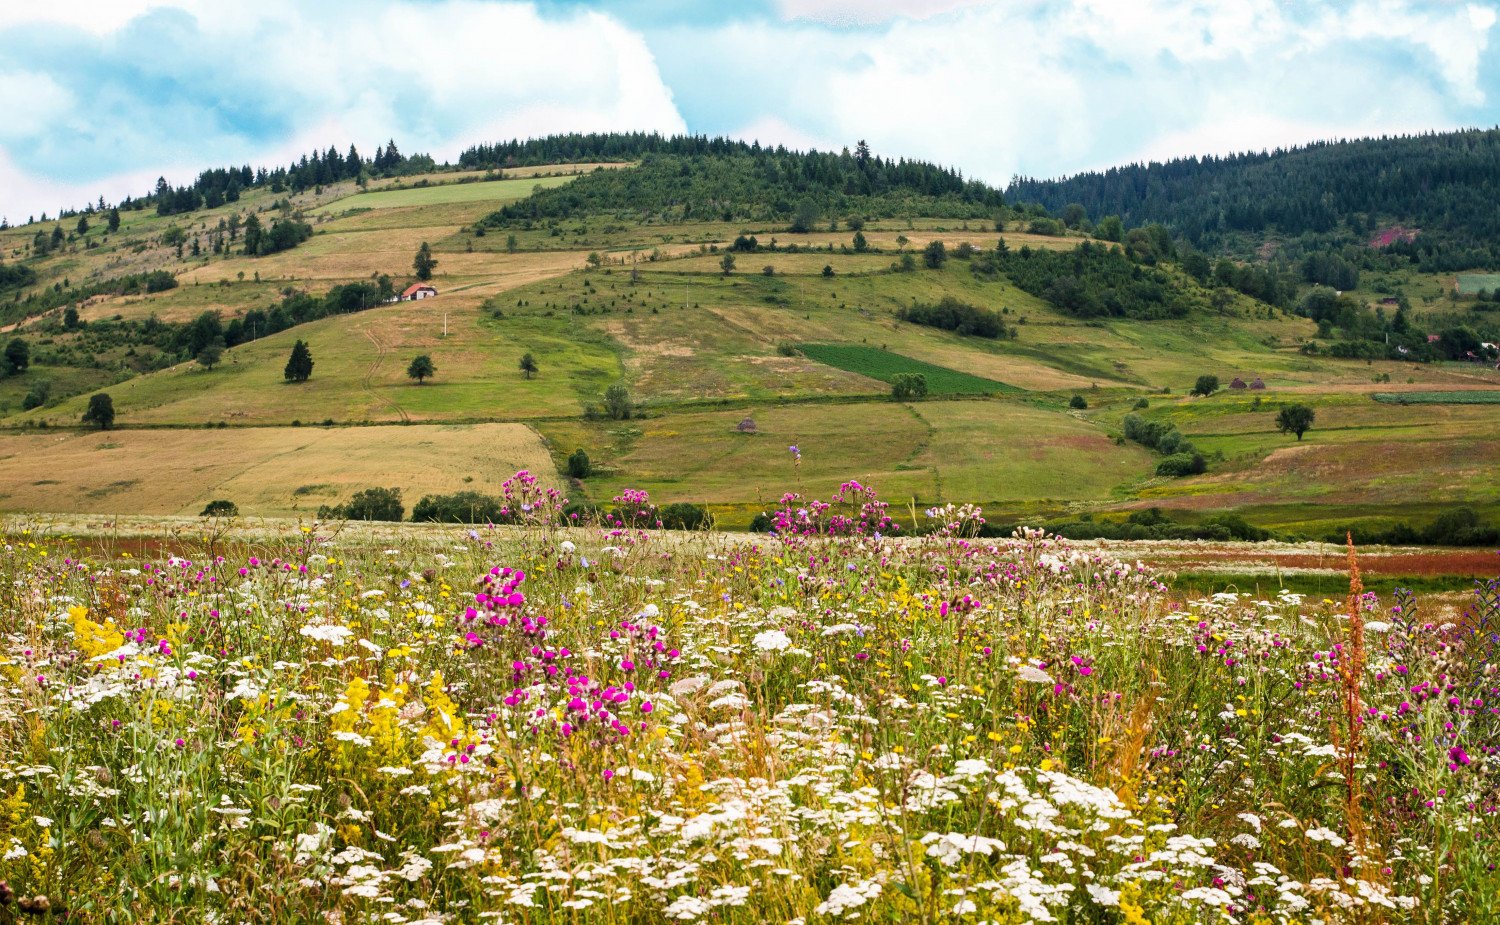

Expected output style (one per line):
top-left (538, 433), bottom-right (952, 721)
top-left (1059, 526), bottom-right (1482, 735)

top-left (2, 0), bottom-right (1498, 221)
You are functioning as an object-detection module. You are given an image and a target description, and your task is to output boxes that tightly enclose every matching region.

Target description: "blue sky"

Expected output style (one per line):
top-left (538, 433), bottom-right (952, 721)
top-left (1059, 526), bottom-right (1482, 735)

top-left (2, 0), bottom-right (1498, 220)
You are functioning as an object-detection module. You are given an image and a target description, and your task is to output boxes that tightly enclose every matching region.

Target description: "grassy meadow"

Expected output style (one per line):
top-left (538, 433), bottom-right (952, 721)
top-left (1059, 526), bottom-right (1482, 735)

top-left (0, 510), bottom-right (1494, 922)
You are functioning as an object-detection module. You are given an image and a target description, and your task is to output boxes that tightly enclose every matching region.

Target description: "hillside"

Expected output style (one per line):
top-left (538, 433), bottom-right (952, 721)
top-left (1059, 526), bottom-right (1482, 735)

top-left (1, 134), bottom-right (1498, 540)
top-left (1007, 126), bottom-right (1500, 270)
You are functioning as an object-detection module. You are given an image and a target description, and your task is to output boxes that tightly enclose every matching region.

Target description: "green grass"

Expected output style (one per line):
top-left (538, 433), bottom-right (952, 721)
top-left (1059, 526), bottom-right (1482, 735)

top-left (796, 343), bottom-right (1019, 394)
top-left (1455, 272), bottom-right (1500, 295)
top-left (1372, 390), bottom-right (1500, 404)
top-left (328, 175), bottom-right (577, 210)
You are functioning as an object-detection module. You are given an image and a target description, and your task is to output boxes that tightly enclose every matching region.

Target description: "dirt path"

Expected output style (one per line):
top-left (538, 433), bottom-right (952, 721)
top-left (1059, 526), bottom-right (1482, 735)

top-left (360, 323), bottom-right (410, 422)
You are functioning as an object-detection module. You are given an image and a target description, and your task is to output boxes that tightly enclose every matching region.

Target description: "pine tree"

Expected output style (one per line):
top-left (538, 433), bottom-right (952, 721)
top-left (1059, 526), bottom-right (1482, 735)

top-left (284, 340), bottom-right (314, 382)
top-left (413, 242), bottom-right (437, 281)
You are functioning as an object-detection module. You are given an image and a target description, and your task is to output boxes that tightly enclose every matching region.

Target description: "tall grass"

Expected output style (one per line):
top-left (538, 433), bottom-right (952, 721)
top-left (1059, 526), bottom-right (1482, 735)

top-left (0, 496), bottom-right (1495, 922)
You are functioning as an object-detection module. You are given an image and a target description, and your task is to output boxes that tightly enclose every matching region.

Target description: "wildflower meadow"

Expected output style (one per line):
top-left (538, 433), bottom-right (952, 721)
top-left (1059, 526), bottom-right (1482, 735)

top-left (0, 477), bottom-right (1496, 923)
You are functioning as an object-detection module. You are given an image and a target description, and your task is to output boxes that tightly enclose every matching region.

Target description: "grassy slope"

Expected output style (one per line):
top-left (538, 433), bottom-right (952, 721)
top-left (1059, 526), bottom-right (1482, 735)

top-left (3, 163), bottom-right (1498, 531)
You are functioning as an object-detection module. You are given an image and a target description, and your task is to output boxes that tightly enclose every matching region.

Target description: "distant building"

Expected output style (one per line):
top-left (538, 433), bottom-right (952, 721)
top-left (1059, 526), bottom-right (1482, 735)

top-left (401, 283), bottom-right (437, 301)
top-left (1229, 377), bottom-right (1247, 389)
top-left (736, 417), bottom-right (757, 433)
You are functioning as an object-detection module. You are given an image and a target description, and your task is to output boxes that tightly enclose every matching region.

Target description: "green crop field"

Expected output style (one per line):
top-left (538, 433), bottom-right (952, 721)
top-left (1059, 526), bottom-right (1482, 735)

top-left (1373, 390), bottom-right (1500, 404)
top-left (796, 343), bottom-right (1020, 394)
top-left (1455, 272), bottom-right (1500, 295)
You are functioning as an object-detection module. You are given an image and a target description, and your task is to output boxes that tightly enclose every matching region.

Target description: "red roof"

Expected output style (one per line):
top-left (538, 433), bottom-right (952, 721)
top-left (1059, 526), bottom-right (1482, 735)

top-left (402, 283), bottom-right (436, 297)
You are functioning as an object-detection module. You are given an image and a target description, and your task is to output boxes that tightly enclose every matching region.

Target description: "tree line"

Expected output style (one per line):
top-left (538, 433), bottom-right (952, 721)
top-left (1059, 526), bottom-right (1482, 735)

top-left (1007, 127), bottom-right (1500, 270)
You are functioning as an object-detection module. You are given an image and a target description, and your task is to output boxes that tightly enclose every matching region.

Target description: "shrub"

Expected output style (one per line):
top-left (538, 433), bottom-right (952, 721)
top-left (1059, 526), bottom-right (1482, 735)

top-left (1132, 398), bottom-right (1150, 409)
top-left (567, 448), bottom-right (592, 479)
top-left (21, 379), bottom-right (51, 411)
top-left (603, 384), bottom-right (634, 420)
top-left (321, 487), bottom-right (403, 522)
top-left (200, 500), bottom-right (239, 517)
top-left (411, 491), bottom-right (504, 524)
top-left (1069, 395), bottom-right (1088, 409)
top-left (891, 372), bottom-right (928, 400)
top-left (1155, 452), bottom-right (1207, 477)
top-left (922, 240), bottom-right (947, 269)
top-left (897, 297), bottom-right (1011, 338)
top-left (659, 502), bottom-right (712, 530)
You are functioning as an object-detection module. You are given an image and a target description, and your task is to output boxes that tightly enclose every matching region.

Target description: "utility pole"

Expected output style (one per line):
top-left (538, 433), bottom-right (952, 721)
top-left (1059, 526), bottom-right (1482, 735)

top-left (443, 313), bottom-right (448, 337)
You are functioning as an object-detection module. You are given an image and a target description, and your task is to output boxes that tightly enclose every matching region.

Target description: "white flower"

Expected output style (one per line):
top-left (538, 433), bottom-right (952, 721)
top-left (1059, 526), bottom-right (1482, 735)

top-left (299, 623), bottom-right (354, 645)
top-left (560, 540), bottom-right (576, 553)
top-left (1017, 664), bottom-right (1054, 684)
top-left (753, 629), bottom-right (791, 652)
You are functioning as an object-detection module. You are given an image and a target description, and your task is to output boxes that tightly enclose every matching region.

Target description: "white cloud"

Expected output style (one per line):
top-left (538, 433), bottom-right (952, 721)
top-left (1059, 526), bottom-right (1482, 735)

top-left (0, 1), bottom-right (686, 218)
top-left (774, 0), bottom-right (994, 26)
top-left (674, 0), bottom-right (1500, 184)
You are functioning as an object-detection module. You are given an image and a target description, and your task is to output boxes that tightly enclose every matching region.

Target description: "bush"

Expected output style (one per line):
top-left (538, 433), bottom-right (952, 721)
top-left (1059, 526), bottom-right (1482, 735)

top-left (411, 491), bottom-right (505, 524)
top-left (891, 372), bottom-right (928, 400)
top-left (21, 380), bottom-right (50, 411)
top-left (659, 502), bottom-right (712, 530)
top-left (897, 297), bottom-right (1011, 338)
top-left (748, 511), bottom-right (775, 532)
top-left (1191, 375), bottom-right (1220, 396)
top-left (567, 448), bottom-right (592, 479)
top-left (1069, 395), bottom-right (1088, 410)
top-left (200, 500), bottom-right (239, 517)
top-left (922, 240), bottom-right (947, 269)
top-left (321, 487), bottom-right (404, 522)
top-left (1155, 452), bottom-right (1207, 477)
top-left (603, 384), bottom-right (634, 420)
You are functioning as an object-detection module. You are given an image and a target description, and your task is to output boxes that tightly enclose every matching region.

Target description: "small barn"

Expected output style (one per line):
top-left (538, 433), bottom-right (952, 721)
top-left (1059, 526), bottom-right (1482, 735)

top-left (736, 417), bottom-right (757, 433)
top-left (1229, 377), bottom-right (1247, 390)
top-left (402, 283), bottom-right (438, 301)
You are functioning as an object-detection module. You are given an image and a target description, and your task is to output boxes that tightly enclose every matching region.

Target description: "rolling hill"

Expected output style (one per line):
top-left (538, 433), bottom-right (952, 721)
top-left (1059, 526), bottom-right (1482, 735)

top-left (1, 132), bottom-right (1497, 538)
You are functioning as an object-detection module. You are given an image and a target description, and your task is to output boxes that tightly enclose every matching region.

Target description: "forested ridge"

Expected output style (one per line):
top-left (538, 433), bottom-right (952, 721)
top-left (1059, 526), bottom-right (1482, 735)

top-left (1007, 127), bottom-right (1500, 269)
top-left (482, 138), bottom-right (1003, 226)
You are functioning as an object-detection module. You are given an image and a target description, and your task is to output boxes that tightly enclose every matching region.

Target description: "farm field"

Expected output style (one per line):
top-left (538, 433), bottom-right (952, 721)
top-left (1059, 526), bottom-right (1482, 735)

top-left (0, 422), bottom-right (556, 516)
top-left (1373, 389), bottom-right (1500, 404)
top-left (796, 344), bottom-right (1018, 394)
top-left (536, 399), bottom-right (1153, 525)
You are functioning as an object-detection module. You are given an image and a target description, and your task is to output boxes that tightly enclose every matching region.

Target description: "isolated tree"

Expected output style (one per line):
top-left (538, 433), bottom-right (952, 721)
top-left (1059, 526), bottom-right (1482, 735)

top-left (1275, 404), bottom-right (1316, 441)
top-left (891, 373), bottom-right (928, 400)
top-left (506, 233), bottom-right (519, 253)
top-left (107, 207), bottom-right (121, 233)
top-left (895, 234), bottom-right (909, 252)
top-left (567, 448), bottom-right (592, 479)
top-left (852, 230), bottom-right (868, 253)
top-left (1069, 395), bottom-right (1088, 409)
top-left (82, 392), bottom-right (115, 430)
top-left (200, 499), bottom-right (239, 517)
top-left (3, 337), bottom-right (29, 375)
top-left (407, 354), bottom-right (435, 383)
top-left (790, 198), bottom-right (820, 234)
top-left (76, 215), bottom-right (89, 236)
top-left (603, 384), bottom-right (633, 420)
top-left (519, 352), bottom-right (538, 379)
top-left (413, 242), bottom-right (437, 281)
top-left (196, 341), bottom-right (225, 371)
top-left (923, 240), bottom-right (947, 269)
top-left (719, 253), bottom-right (736, 276)
top-left (1191, 375), bottom-right (1220, 397)
top-left (284, 339), bottom-right (314, 382)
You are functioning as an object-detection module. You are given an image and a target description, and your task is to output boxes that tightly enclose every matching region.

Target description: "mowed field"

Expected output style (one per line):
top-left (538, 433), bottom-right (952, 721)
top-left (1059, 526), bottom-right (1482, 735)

top-left (0, 423), bottom-right (557, 517)
top-left (537, 399), bottom-right (1154, 525)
